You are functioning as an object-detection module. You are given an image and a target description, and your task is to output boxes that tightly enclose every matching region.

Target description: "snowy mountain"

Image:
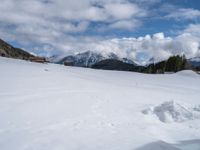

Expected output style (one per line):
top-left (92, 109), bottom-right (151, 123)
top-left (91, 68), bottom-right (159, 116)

top-left (58, 51), bottom-right (105, 67)
top-left (0, 57), bottom-right (200, 150)
top-left (188, 57), bottom-right (200, 69)
top-left (56, 51), bottom-right (137, 67)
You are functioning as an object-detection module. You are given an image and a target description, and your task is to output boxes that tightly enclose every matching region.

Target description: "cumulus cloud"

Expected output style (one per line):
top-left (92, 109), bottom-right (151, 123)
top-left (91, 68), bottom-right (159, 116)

top-left (104, 3), bottom-right (146, 20)
top-left (184, 24), bottom-right (200, 37)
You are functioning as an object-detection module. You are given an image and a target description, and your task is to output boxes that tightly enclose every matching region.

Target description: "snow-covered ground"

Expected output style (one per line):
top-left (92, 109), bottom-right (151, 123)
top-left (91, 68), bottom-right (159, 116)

top-left (0, 57), bottom-right (200, 150)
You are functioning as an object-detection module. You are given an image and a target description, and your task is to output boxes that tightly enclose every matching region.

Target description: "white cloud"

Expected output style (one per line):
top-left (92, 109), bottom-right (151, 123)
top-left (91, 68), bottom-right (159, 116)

top-left (166, 8), bottom-right (200, 20)
top-left (105, 3), bottom-right (146, 20)
top-left (153, 32), bottom-right (165, 40)
top-left (109, 20), bottom-right (141, 30)
top-left (184, 24), bottom-right (200, 37)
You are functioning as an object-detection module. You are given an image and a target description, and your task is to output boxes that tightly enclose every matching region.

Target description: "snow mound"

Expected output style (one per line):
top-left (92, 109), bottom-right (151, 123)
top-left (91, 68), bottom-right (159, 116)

top-left (142, 101), bottom-right (200, 123)
top-left (176, 70), bottom-right (198, 77)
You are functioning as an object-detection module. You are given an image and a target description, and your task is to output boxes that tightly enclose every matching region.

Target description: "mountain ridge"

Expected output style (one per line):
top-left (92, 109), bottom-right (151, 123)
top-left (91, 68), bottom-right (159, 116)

top-left (0, 38), bottom-right (48, 63)
top-left (0, 38), bottom-right (34, 60)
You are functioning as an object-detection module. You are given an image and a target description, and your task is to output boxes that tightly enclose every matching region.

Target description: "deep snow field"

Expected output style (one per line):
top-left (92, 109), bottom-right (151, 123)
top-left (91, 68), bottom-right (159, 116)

top-left (0, 57), bottom-right (200, 150)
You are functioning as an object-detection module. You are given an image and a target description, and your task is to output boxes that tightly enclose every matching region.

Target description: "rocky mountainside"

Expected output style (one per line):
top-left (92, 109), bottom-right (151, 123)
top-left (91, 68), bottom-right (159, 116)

top-left (0, 38), bottom-right (34, 60)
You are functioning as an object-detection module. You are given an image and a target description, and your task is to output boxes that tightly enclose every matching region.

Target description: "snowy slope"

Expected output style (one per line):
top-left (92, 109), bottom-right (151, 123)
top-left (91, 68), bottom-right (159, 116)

top-left (0, 57), bottom-right (200, 150)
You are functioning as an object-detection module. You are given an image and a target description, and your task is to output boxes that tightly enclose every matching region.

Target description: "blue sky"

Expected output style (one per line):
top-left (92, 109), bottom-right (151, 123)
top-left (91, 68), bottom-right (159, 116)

top-left (0, 0), bottom-right (200, 63)
top-left (81, 0), bottom-right (200, 37)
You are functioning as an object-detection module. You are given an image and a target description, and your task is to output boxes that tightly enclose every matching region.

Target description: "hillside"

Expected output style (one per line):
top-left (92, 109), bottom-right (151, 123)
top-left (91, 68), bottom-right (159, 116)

top-left (92, 59), bottom-right (143, 72)
top-left (0, 57), bottom-right (200, 150)
top-left (0, 38), bottom-right (34, 60)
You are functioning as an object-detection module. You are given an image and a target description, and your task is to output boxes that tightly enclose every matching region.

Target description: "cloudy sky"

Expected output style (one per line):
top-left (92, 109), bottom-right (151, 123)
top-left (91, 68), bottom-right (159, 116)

top-left (0, 0), bottom-right (200, 64)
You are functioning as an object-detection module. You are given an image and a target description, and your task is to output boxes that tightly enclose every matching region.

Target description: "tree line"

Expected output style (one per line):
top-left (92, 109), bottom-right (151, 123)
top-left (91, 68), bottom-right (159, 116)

top-left (143, 55), bottom-right (188, 73)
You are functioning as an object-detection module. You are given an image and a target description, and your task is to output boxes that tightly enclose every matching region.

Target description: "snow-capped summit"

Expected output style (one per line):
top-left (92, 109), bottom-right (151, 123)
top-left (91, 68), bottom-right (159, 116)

top-left (57, 51), bottom-right (105, 67)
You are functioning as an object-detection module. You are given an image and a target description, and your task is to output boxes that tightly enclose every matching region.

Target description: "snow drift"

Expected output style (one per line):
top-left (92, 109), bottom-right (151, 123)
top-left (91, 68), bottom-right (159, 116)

top-left (142, 101), bottom-right (200, 123)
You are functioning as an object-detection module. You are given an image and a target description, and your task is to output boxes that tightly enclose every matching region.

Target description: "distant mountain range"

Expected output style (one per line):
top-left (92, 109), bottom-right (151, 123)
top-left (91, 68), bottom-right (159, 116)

top-left (55, 51), bottom-right (137, 67)
top-left (52, 51), bottom-right (200, 72)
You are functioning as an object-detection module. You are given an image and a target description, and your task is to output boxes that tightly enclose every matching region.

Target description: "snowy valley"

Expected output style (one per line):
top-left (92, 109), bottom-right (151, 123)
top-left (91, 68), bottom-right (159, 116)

top-left (0, 57), bottom-right (200, 150)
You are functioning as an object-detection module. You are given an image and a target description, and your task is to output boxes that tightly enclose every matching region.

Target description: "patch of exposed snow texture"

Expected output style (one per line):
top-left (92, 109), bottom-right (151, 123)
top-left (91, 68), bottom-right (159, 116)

top-left (142, 101), bottom-right (200, 123)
